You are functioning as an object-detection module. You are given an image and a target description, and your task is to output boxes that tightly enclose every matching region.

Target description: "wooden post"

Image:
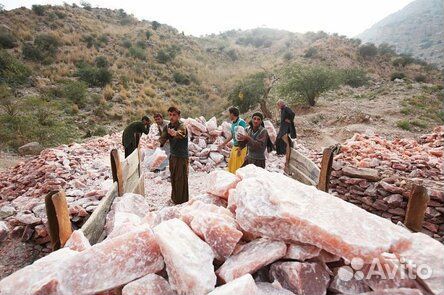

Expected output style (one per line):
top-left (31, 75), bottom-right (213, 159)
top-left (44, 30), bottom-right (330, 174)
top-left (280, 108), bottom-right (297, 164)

top-left (110, 149), bottom-right (123, 196)
top-left (317, 145), bottom-right (339, 192)
top-left (45, 191), bottom-right (72, 251)
top-left (404, 185), bottom-right (429, 232)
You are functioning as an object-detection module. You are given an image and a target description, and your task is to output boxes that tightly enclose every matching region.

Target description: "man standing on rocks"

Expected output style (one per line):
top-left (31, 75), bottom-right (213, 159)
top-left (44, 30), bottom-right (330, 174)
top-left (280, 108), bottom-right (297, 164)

top-left (218, 107), bottom-right (248, 174)
top-left (159, 107), bottom-right (189, 204)
top-left (122, 116), bottom-right (150, 158)
top-left (277, 100), bottom-right (296, 172)
top-left (238, 112), bottom-right (269, 169)
top-left (154, 113), bottom-right (170, 171)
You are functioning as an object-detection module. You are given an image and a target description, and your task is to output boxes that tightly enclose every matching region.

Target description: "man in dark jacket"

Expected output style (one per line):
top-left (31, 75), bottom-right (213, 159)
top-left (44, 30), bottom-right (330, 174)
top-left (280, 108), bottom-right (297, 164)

top-left (122, 116), bottom-right (150, 158)
top-left (277, 100), bottom-right (296, 172)
top-left (159, 106), bottom-right (189, 204)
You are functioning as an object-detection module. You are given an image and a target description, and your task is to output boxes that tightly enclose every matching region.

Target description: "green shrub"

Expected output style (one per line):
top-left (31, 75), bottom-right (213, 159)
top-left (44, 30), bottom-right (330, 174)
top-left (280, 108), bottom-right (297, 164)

top-left (93, 125), bottom-right (107, 136)
top-left (76, 63), bottom-right (112, 87)
top-left (283, 52), bottom-right (293, 61)
top-left (173, 72), bottom-right (191, 85)
top-left (32, 5), bottom-right (45, 16)
top-left (304, 47), bottom-right (317, 58)
top-left (128, 46), bottom-right (146, 60)
top-left (156, 45), bottom-right (180, 63)
top-left (121, 38), bottom-right (132, 48)
top-left (136, 40), bottom-right (146, 49)
top-left (62, 80), bottom-right (88, 107)
top-left (340, 68), bottom-right (368, 88)
top-left (82, 35), bottom-right (95, 48)
top-left (94, 56), bottom-right (109, 68)
top-left (278, 65), bottom-right (340, 106)
top-left (152, 21), bottom-right (161, 30)
top-left (378, 43), bottom-right (396, 55)
top-left (23, 34), bottom-right (60, 64)
top-left (0, 31), bottom-right (17, 49)
top-left (145, 31), bottom-right (152, 40)
top-left (226, 49), bottom-right (238, 61)
top-left (80, 1), bottom-right (92, 10)
top-left (414, 75), bottom-right (427, 83)
top-left (0, 49), bottom-right (31, 85)
top-left (391, 72), bottom-right (406, 81)
top-left (358, 43), bottom-right (378, 58)
top-left (228, 72), bottom-right (267, 112)
top-left (396, 120), bottom-right (411, 130)
top-left (98, 34), bottom-right (108, 44)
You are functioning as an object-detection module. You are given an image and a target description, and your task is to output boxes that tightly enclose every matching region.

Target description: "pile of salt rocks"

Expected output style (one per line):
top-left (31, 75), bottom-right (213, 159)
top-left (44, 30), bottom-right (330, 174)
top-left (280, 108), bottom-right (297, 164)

top-left (0, 134), bottom-right (122, 245)
top-left (1, 165), bottom-right (442, 295)
top-left (144, 116), bottom-right (280, 175)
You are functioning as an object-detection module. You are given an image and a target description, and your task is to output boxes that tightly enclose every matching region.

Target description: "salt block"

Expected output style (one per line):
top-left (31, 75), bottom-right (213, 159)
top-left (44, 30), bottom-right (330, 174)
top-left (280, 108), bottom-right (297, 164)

top-left (64, 230), bottom-right (91, 252)
top-left (285, 242), bottom-right (321, 261)
top-left (208, 274), bottom-right (258, 295)
top-left (399, 232), bottom-right (444, 295)
top-left (208, 170), bottom-right (240, 198)
top-left (189, 194), bottom-right (227, 207)
top-left (57, 226), bottom-right (164, 295)
top-left (216, 238), bottom-right (287, 283)
top-left (328, 268), bottom-right (370, 294)
top-left (233, 165), bottom-right (411, 262)
top-left (316, 250), bottom-right (341, 263)
top-left (184, 203), bottom-right (242, 259)
top-left (269, 261), bottom-right (331, 295)
top-left (356, 288), bottom-right (423, 295)
top-left (0, 248), bottom-right (78, 295)
top-left (122, 274), bottom-right (175, 295)
top-left (264, 120), bottom-right (277, 144)
top-left (154, 218), bottom-right (216, 294)
top-left (256, 282), bottom-right (296, 295)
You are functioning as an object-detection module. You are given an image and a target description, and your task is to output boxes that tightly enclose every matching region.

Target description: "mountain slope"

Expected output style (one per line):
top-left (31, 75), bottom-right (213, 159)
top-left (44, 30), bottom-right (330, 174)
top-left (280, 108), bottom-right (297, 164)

top-left (358, 0), bottom-right (444, 68)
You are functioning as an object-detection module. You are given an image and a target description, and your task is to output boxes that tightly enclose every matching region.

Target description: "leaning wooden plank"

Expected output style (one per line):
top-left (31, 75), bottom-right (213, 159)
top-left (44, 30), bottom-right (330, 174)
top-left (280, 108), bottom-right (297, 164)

top-left (81, 182), bottom-right (118, 244)
top-left (125, 170), bottom-right (140, 193)
top-left (111, 149), bottom-right (123, 196)
top-left (317, 147), bottom-right (335, 192)
top-left (51, 191), bottom-right (73, 248)
top-left (290, 148), bottom-right (320, 182)
top-left (289, 163), bottom-right (317, 186)
top-left (45, 191), bottom-right (73, 251)
top-left (404, 185), bottom-right (429, 232)
top-left (122, 148), bottom-right (140, 183)
top-left (131, 172), bottom-right (145, 195)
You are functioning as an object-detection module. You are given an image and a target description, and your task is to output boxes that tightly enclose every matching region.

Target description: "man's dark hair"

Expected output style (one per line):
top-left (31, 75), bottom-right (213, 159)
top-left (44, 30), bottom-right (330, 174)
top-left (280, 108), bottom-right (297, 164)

top-left (167, 106), bottom-right (181, 115)
top-left (142, 115), bottom-right (150, 122)
top-left (154, 113), bottom-right (163, 119)
top-left (228, 106), bottom-right (239, 117)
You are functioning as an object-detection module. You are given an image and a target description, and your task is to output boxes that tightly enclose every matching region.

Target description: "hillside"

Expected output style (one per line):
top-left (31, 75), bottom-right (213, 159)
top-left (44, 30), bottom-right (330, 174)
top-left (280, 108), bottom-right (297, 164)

top-left (0, 4), bottom-right (442, 153)
top-left (358, 0), bottom-right (444, 68)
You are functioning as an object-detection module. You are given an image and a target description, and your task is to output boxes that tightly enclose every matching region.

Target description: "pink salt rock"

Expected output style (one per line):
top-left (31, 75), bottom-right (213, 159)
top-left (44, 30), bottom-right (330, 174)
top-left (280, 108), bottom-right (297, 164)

top-left (148, 148), bottom-right (168, 171)
top-left (56, 226), bottom-right (164, 294)
top-left (122, 274), bottom-right (175, 295)
top-left (329, 267), bottom-right (370, 294)
top-left (210, 152), bottom-right (224, 164)
top-left (285, 242), bottom-right (321, 261)
top-left (356, 288), bottom-right (423, 295)
top-left (256, 282), bottom-right (296, 295)
top-left (316, 250), bottom-right (341, 263)
top-left (153, 218), bottom-right (216, 294)
top-left (64, 230), bottom-right (91, 251)
top-left (181, 201), bottom-right (242, 260)
top-left (0, 248), bottom-right (78, 295)
top-left (399, 232), bottom-right (444, 295)
top-left (208, 170), bottom-right (240, 198)
top-left (264, 120), bottom-right (277, 144)
top-left (269, 261), bottom-right (331, 295)
top-left (208, 274), bottom-right (258, 295)
top-left (216, 238), bottom-right (287, 283)
top-left (233, 165), bottom-right (411, 263)
top-left (189, 193), bottom-right (227, 207)
top-left (206, 116), bottom-right (218, 133)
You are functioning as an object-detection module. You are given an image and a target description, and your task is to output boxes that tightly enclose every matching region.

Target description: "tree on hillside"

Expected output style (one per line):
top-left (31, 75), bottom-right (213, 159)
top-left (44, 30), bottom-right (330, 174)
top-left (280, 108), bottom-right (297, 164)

top-left (228, 71), bottom-right (277, 119)
top-left (277, 65), bottom-right (339, 106)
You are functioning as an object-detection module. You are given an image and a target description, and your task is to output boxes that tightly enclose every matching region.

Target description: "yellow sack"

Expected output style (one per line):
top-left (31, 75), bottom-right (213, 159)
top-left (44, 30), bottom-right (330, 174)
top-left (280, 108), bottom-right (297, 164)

top-left (227, 146), bottom-right (247, 174)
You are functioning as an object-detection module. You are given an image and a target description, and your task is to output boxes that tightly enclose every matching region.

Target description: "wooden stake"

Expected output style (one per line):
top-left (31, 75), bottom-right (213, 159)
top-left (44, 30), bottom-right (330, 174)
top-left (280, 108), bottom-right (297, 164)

top-left (111, 149), bottom-right (123, 196)
top-left (317, 145), bottom-right (339, 192)
top-left (404, 185), bottom-right (429, 232)
top-left (45, 190), bottom-right (72, 251)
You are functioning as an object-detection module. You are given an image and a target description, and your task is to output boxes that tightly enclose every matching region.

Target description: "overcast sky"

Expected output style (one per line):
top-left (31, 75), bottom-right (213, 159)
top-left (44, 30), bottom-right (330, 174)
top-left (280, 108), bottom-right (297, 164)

top-left (2, 0), bottom-right (414, 37)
